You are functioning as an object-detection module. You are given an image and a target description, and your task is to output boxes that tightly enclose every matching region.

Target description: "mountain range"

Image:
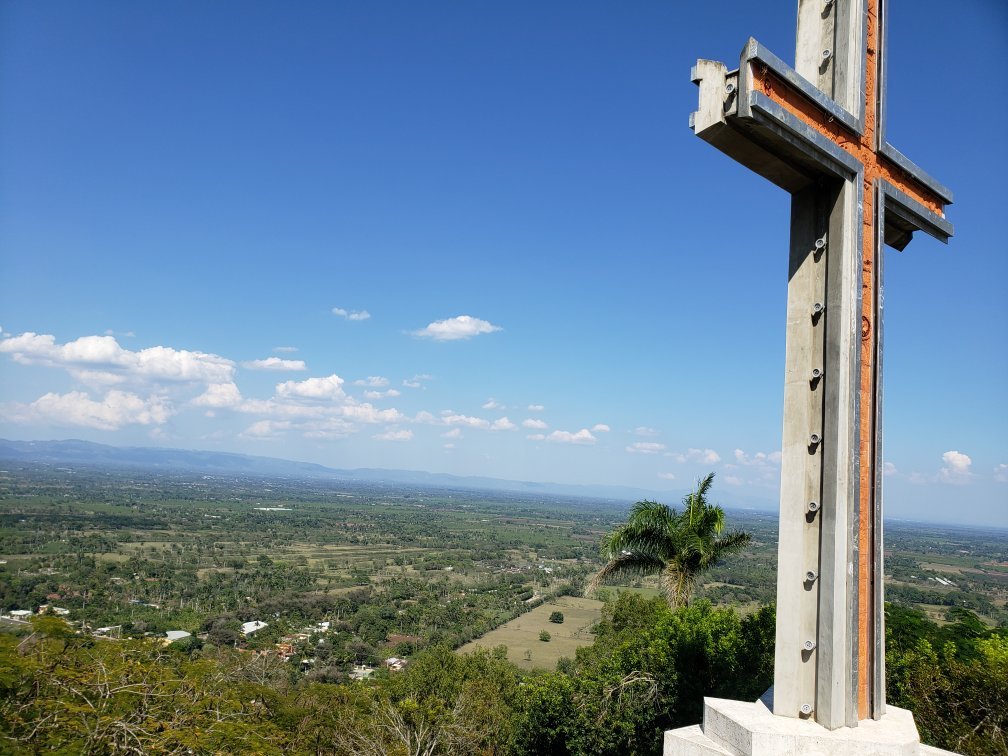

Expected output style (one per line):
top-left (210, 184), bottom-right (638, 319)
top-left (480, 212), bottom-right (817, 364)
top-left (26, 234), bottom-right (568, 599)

top-left (0, 438), bottom-right (778, 510)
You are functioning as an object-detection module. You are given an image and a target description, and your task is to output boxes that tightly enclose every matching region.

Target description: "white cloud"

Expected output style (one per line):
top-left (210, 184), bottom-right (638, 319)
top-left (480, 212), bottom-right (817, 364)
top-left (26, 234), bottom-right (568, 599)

top-left (491, 417), bottom-right (516, 431)
top-left (275, 374), bottom-right (346, 401)
top-left (658, 472), bottom-right (676, 480)
top-left (634, 426), bottom-right (659, 437)
top-left (527, 404), bottom-right (545, 412)
top-left (413, 315), bottom-right (501, 341)
top-left (4, 390), bottom-right (174, 430)
top-left (414, 411), bottom-right (439, 424)
top-left (442, 428), bottom-right (462, 439)
top-left (724, 475), bottom-right (743, 486)
top-left (403, 374), bottom-right (433, 389)
top-left (193, 382), bottom-right (243, 408)
top-left (592, 424), bottom-right (611, 433)
top-left (332, 307), bottom-right (371, 321)
top-left (526, 434), bottom-right (546, 441)
top-left (374, 428), bottom-right (413, 441)
top-left (241, 419), bottom-right (291, 439)
top-left (273, 346), bottom-right (298, 353)
top-left (233, 398), bottom-right (328, 418)
top-left (443, 443), bottom-right (455, 449)
top-left (242, 357), bottom-right (307, 371)
top-left (298, 418), bottom-right (356, 439)
top-left (883, 461), bottom-right (898, 476)
top-left (341, 403), bottom-right (404, 424)
top-left (627, 442), bottom-right (665, 455)
top-left (71, 370), bottom-right (126, 387)
top-left (522, 418), bottom-right (548, 430)
top-left (543, 429), bottom-right (596, 445)
top-left (671, 448), bottom-right (722, 464)
top-left (938, 450), bottom-right (972, 484)
top-left (355, 376), bottom-right (389, 388)
top-left (363, 389), bottom-right (401, 399)
top-left (0, 332), bottom-right (235, 384)
top-left (482, 398), bottom-right (504, 410)
top-left (442, 413), bottom-right (490, 429)
top-left (733, 449), bottom-right (781, 466)
top-left (995, 464), bottom-right (1008, 483)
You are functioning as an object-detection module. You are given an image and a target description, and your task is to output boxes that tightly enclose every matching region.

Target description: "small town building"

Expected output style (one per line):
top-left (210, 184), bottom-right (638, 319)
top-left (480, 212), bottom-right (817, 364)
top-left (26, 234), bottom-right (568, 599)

top-left (385, 657), bottom-right (408, 672)
top-left (349, 664), bottom-right (374, 681)
top-left (241, 620), bottom-right (268, 636)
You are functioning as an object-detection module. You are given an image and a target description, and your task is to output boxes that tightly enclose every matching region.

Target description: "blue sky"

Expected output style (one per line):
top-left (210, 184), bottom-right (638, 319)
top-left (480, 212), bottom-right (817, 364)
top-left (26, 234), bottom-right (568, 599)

top-left (1, 1), bottom-right (1005, 526)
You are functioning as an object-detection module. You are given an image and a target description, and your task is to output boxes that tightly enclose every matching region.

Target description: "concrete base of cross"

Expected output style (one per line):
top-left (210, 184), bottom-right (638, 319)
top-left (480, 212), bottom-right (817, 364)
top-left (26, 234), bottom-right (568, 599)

top-left (663, 689), bottom-right (961, 755)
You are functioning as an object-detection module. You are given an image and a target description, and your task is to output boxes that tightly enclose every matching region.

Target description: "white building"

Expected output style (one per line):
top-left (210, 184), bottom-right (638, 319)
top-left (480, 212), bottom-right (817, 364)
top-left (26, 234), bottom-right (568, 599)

top-left (241, 620), bottom-right (268, 636)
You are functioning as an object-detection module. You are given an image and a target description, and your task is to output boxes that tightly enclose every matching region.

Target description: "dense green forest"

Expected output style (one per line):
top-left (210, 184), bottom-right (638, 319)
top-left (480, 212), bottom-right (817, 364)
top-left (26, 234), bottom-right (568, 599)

top-left (0, 464), bottom-right (1005, 753)
top-left (2, 599), bottom-right (1004, 754)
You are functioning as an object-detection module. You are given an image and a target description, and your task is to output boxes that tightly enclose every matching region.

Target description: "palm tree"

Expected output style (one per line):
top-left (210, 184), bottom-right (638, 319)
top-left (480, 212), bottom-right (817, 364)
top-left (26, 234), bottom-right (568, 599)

top-left (587, 472), bottom-right (750, 608)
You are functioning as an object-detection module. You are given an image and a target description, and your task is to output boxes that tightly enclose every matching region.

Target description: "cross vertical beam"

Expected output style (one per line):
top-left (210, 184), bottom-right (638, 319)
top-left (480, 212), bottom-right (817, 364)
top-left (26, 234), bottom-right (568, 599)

top-left (690, 0), bottom-right (952, 731)
top-left (775, 172), bottom-right (862, 729)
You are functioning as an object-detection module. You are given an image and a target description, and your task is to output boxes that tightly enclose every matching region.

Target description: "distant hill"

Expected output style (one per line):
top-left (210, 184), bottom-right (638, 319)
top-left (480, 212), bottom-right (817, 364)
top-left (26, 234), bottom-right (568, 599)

top-left (0, 438), bottom-right (778, 511)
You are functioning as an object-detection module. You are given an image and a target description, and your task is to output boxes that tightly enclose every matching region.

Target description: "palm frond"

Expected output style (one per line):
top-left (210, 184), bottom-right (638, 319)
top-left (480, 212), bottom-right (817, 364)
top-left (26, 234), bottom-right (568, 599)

top-left (696, 530), bottom-right (751, 570)
top-left (693, 472), bottom-right (715, 503)
top-left (697, 503), bottom-right (725, 537)
top-left (627, 500), bottom-right (678, 533)
top-left (713, 530), bottom-right (751, 554)
top-left (601, 501), bottom-right (678, 560)
top-left (587, 551), bottom-right (666, 595)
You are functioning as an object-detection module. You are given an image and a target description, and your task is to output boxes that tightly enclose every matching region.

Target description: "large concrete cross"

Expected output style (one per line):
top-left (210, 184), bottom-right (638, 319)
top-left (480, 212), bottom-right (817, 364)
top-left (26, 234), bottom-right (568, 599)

top-left (691, 0), bottom-right (952, 730)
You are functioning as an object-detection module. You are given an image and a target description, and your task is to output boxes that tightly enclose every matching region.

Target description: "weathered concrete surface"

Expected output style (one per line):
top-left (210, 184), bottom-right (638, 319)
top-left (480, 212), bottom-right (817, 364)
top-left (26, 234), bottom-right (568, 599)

top-left (664, 694), bottom-right (963, 756)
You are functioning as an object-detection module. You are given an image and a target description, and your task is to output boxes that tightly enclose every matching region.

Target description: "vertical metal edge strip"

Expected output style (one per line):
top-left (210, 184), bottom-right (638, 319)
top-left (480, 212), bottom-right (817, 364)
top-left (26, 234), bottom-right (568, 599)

top-left (856, 0), bottom-right (868, 131)
top-left (834, 0), bottom-right (867, 133)
top-left (873, 183), bottom-right (887, 719)
top-left (846, 172), bottom-right (865, 728)
top-left (875, 0), bottom-right (889, 152)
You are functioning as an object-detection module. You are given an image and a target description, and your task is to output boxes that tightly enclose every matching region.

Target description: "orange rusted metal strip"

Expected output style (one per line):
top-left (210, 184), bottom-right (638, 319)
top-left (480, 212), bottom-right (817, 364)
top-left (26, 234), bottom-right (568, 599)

top-left (858, 0), bottom-right (880, 720)
top-left (748, 72), bottom-right (944, 215)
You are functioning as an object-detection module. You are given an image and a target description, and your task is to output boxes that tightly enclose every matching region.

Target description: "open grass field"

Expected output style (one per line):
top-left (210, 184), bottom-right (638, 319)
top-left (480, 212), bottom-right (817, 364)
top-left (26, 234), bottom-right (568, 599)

top-left (458, 596), bottom-right (603, 670)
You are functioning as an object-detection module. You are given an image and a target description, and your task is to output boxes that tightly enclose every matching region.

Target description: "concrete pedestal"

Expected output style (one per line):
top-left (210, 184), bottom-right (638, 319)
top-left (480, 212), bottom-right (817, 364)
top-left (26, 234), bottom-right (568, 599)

top-left (664, 691), bottom-right (960, 756)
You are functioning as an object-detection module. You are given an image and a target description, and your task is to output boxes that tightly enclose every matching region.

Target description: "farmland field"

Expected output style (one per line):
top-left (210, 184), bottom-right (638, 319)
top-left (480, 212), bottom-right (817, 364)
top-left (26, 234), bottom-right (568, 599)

top-left (458, 595), bottom-right (603, 670)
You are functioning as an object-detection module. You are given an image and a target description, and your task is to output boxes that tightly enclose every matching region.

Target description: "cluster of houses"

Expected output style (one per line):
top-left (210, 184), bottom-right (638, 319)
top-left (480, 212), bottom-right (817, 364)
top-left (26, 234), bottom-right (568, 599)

top-left (349, 657), bottom-right (409, 681)
top-left (2, 604), bottom-right (71, 622)
top-left (2, 607), bottom-right (411, 680)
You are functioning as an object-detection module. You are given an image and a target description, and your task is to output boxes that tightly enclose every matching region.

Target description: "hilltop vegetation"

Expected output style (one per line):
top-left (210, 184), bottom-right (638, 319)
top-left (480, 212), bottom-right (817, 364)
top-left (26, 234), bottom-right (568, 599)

top-left (0, 463), bottom-right (1005, 754)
